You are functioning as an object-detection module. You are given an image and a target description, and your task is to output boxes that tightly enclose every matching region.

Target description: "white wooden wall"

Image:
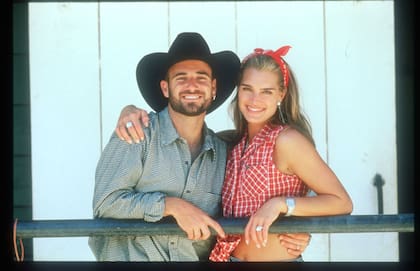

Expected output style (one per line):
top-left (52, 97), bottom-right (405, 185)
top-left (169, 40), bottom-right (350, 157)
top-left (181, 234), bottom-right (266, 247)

top-left (28, 1), bottom-right (397, 261)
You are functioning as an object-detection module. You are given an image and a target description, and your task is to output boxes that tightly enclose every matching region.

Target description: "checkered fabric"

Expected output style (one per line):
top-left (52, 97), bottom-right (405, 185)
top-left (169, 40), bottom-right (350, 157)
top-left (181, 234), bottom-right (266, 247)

top-left (209, 124), bottom-right (309, 261)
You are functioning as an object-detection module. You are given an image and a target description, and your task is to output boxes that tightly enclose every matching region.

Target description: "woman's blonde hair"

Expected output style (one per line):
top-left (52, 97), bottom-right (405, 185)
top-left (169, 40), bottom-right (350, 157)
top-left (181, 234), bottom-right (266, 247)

top-left (229, 54), bottom-right (315, 146)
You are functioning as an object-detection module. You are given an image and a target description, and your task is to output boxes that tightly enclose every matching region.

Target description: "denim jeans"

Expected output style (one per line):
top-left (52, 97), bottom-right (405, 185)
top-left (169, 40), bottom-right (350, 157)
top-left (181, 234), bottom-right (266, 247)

top-left (229, 255), bottom-right (304, 262)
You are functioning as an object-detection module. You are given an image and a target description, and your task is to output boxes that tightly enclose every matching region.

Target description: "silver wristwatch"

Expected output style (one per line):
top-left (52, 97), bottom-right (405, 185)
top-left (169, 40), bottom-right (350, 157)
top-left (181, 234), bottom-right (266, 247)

top-left (285, 197), bottom-right (295, 216)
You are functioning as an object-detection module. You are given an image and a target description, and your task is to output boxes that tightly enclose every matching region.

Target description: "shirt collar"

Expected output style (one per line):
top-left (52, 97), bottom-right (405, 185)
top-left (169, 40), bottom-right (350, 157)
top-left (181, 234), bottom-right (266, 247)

top-left (248, 123), bottom-right (281, 147)
top-left (158, 107), bottom-right (179, 145)
top-left (253, 124), bottom-right (274, 144)
top-left (158, 107), bottom-right (217, 160)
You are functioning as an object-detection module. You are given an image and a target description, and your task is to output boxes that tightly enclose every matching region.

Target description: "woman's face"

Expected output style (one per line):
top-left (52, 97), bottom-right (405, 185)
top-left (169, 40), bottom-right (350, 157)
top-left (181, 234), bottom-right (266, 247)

top-left (238, 67), bottom-right (284, 125)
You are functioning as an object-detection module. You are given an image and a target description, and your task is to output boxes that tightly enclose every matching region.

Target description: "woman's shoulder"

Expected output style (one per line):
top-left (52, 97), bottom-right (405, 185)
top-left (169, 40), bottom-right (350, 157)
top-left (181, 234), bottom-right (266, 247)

top-left (275, 126), bottom-right (310, 149)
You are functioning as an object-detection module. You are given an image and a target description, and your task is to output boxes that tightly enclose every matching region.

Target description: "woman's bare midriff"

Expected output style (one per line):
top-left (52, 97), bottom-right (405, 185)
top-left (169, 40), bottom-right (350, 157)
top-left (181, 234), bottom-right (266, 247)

top-left (231, 234), bottom-right (298, 261)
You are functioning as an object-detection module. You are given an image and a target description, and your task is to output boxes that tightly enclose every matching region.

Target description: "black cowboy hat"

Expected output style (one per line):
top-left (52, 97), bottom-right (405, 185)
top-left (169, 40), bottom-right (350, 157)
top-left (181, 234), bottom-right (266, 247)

top-left (136, 32), bottom-right (240, 114)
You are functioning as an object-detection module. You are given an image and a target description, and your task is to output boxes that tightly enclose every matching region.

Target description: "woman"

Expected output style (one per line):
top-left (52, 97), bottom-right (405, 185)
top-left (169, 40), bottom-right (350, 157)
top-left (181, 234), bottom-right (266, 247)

top-left (115, 46), bottom-right (352, 262)
top-left (208, 46), bottom-right (353, 261)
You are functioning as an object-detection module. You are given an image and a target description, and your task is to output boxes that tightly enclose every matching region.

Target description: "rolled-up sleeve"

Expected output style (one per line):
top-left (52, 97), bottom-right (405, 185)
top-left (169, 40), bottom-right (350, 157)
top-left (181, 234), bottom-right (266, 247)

top-left (92, 132), bottom-right (165, 222)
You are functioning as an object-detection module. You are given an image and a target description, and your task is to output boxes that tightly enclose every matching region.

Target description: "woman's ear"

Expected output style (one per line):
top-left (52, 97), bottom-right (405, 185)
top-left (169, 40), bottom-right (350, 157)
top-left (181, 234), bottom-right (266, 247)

top-left (279, 88), bottom-right (287, 101)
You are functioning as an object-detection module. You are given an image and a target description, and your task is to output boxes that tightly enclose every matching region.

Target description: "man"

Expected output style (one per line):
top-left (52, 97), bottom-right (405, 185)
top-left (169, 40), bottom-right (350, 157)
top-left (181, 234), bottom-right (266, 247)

top-left (89, 32), bottom-right (309, 261)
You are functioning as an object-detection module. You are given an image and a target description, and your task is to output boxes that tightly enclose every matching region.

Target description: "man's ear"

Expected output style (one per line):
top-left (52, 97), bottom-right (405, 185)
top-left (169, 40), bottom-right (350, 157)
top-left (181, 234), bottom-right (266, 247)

top-left (160, 80), bottom-right (169, 98)
top-left (212, 78), bottom-right (217, 97)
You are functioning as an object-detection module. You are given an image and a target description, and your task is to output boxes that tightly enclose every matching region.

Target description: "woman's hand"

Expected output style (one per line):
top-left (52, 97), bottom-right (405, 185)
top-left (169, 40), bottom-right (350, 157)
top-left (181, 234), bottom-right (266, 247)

top-left (115, 105), bottom-right (150, 144)
top-left (244, 197), bottom-right (284, 248)
top-left (244, 197), bottom-right (311, 255)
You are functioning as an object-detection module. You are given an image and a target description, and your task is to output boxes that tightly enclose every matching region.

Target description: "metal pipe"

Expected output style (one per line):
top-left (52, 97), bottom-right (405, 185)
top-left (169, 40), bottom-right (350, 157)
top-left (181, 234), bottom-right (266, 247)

top-left (15, 214), bottom-right (414, 239)
top-left (373, 173), bottom-right (385, 214)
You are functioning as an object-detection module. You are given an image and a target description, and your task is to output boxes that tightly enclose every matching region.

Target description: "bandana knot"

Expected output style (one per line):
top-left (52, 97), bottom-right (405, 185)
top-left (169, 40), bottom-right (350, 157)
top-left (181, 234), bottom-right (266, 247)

top-left (243, 46), bottom-right (291, 88)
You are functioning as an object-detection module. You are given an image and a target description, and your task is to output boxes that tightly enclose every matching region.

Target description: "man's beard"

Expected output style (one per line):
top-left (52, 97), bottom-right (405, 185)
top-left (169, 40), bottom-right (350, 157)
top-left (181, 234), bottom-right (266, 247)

top-left (168, 94), bottom-right (212, 116)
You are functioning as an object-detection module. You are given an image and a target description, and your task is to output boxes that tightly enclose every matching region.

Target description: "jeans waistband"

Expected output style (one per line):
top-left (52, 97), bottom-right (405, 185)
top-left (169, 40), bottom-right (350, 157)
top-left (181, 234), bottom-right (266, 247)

top-left (229, 255), bottom-right (304, 262)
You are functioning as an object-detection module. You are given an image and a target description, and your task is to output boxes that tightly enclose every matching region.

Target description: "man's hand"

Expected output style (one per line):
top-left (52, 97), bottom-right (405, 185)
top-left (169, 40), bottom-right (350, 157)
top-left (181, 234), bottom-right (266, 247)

top-left (164, 197), bottom-right (226, 240)
top-left (278, 233), bottom-right (312, 256)
top-left (115, 105), bottom-right (150, 144)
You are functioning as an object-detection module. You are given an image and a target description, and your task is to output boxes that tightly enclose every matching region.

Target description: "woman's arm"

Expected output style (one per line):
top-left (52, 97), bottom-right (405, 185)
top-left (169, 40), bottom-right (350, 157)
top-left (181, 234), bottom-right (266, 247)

top-left (244, 128), bottom-right (352, 248)
top-left (115, 105), bottom-right (150, 144)
top-left (273, 128), bottom-right (353, 216)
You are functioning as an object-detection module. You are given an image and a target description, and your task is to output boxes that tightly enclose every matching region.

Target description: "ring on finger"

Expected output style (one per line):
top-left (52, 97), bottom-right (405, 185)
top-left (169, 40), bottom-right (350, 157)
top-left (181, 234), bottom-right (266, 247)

top-left (255, 225), bottom-right (263, 232)
top-left (126, 121), bottom-right (133, 128)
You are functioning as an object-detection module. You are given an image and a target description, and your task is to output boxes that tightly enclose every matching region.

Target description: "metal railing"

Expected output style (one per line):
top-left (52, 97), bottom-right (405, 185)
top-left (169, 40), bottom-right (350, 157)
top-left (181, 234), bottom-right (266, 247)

top-left (15, 214), bottom-right (414, 238)
top-left (12, 213), bottom-right (414, 262)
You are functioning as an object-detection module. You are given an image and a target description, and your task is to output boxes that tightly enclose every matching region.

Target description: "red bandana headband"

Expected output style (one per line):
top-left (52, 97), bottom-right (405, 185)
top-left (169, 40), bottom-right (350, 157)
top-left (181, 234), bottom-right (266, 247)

top-left (243, 45), bottom-right (291, 88)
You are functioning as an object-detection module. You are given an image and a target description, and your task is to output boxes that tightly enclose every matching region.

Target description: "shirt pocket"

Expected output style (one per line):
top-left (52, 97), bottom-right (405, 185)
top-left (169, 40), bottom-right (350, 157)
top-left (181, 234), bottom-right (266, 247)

top-left (240, 163), bottom-right (268, 198)
top-left (192, 191), bottom-right (221, 217)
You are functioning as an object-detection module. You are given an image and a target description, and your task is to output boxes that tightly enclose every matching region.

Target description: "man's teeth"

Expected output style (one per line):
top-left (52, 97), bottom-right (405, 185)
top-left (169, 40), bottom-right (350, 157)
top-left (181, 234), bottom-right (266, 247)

top-left (184, 95), bottom-right (200, 99)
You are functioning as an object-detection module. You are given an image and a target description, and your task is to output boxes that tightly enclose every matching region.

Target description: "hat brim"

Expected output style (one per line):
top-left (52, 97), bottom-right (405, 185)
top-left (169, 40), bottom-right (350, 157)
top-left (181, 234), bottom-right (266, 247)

top-left (136, 51), bottom-right (240, 114)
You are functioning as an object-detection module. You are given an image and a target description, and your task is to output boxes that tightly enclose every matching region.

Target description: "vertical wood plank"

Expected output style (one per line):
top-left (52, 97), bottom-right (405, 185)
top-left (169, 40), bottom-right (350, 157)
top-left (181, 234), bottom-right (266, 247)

top-left (29, 2), bottom-right (100, 260)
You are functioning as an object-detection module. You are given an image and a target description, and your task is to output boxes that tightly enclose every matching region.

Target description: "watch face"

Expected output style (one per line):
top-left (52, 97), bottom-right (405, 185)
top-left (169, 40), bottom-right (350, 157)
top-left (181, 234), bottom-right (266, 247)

top-left (286, 198), bottom-right (295, 216)
top-left (287, 198), bottom-right (295, 207)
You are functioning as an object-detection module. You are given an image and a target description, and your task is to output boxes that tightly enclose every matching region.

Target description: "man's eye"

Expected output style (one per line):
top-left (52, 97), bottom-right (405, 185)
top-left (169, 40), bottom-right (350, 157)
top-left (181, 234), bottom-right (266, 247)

top-left (197, 76), bottom-right (209, 81)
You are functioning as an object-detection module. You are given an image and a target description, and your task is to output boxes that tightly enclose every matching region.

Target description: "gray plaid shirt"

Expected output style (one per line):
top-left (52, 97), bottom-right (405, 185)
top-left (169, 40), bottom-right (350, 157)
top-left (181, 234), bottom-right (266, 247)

top-left (88, 107), bottom-right (227, 261)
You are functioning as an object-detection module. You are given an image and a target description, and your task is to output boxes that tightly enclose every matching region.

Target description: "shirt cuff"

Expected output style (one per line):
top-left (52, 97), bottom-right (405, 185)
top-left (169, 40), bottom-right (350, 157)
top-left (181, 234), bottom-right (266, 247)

top-left (143, 192), bottom-right (166, 222)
